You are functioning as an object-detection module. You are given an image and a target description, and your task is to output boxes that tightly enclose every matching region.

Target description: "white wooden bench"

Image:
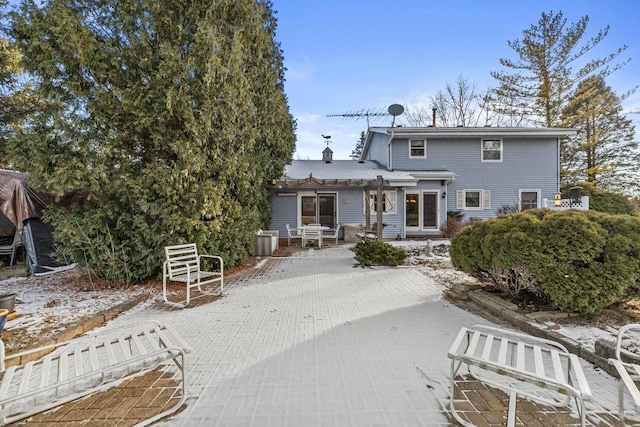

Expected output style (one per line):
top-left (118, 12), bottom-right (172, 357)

top-left (0, 320), bottom-right (191, 426)
top-left (608, 323), bottom-right (640, 423)
top-left (163, 243), bottom-right (224, 307)
top-left (448, 324), bottom-right (592, 427)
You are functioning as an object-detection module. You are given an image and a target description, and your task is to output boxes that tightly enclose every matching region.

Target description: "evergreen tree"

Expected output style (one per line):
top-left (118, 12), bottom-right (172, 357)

top-left (561, 76), bottom-right (638, 192)
top-left (350, 131), bottom-right (365, 160)
top-left (9, 0), bottom-right (295, 282)
top-left (491, 11), bottom-right (629, 127)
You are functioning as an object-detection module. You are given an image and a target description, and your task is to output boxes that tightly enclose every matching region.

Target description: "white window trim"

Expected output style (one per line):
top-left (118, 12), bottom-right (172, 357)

top-left (297, 191), bottom-right (338, 228)
top-left (409, 139), bottom-right (427, 159)
top-left (404, 191), bottom-right (441, 231)
top-left (456, 189), bottom-right (491, 210)
top-left (481, 139), bottom-right (503, 163)
top-left (519, 189), bottom-right (541, 210)
top-left (363, 190), bottom-right (397, 215)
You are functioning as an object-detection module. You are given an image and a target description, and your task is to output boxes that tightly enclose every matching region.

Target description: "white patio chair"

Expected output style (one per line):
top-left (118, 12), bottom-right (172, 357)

top-left (608, 323), bottom-right (640, 423)
top-left (285, 224), bottom-right (301, 247)
top-left (322, 225), bottom-right (341, 246)
top-left (302, 227), bottom-right (322, 248)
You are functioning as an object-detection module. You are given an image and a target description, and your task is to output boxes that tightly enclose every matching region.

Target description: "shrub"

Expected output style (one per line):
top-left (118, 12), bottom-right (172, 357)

top-left (440, 217), bottom-right (464, 239)
top-left (451, 209), bottom-right (640, 315)
top-left (496, 203), bottom-right (520, 216)
top-left (354, 240), bottom-right (407, 267)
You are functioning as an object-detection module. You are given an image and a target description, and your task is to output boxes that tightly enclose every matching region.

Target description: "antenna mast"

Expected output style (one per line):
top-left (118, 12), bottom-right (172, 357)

top-left (326, 108), bottom-right (390, 127)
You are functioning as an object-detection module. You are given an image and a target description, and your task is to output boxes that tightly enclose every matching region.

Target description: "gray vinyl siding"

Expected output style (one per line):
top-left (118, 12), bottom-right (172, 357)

top-left (363, 132), bottom-right (389, 167)
top-left (269, 188), bottom-right (404, 240)
top-left (390, 137), bottom-right (559, 220)
top-left (269, 193), bottom-right (298, 237)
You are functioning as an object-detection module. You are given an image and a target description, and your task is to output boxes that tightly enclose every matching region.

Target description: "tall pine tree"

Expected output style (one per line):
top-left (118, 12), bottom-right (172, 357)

top-left (9, 0), bottom-right (295, 282)
top-left (561, 76), bottom-right (638, 192)
top-left (491, 11), bottom-right (629, 127)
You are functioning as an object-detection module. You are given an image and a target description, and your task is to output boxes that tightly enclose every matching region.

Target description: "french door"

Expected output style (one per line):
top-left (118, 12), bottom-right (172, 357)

top-left (405, 191), bottom-right (439, 231)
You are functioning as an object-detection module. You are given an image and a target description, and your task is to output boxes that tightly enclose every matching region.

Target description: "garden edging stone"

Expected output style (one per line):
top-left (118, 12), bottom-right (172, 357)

top-left (6, 292), bottom-right (151, 367)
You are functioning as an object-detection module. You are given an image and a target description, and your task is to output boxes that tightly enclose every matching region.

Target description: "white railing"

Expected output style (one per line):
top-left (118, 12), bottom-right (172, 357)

top-left (541, 196), bottom-right (589, 211)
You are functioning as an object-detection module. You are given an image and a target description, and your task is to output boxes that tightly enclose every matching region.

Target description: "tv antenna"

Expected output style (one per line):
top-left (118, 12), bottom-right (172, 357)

top-left (326, 107), bottom-right (390, 127)
top-left (321, 134), bottom-right (331, 147)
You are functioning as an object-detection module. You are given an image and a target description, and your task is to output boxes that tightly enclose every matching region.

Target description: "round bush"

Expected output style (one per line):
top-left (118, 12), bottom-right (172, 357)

top-left (354, 240), bottom-right (407, 267)
top-left (451, 209), bottom-right (640, 314)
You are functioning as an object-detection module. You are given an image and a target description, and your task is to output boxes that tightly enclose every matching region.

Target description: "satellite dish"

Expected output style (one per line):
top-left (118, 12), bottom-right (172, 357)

top-left (388, 104), bottom-right (404, 127)
top-left (388, 104), bottom-right (405, 116)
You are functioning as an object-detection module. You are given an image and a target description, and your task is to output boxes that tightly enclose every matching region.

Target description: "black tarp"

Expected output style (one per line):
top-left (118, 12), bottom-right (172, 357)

top-left (22, 218), bottom-right (65, 274)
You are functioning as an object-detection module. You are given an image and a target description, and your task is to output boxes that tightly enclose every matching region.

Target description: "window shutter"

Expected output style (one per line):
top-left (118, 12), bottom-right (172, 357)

top-left (456, 190), bottom-right (464, 209)
top-left (483, 190), bottom-right (491, 210)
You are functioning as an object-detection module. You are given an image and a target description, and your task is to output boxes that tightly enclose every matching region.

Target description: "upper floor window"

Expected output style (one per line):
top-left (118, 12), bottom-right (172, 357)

top-left (456, 189), bottom-right (491, 210)
top-left (519, 189), bottom-right (540, 211)
top-left (481, 139), bottom-right (502, 162)
top-left (409, 139), bottom-right (426, 158)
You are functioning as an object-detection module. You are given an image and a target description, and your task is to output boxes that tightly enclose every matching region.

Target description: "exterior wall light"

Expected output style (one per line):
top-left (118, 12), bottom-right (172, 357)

top-left (554, 193), bottom-right (562, 207)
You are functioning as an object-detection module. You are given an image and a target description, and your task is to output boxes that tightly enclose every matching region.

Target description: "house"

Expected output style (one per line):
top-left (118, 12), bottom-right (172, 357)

top-left (269, 126), bottom-right (578, 241)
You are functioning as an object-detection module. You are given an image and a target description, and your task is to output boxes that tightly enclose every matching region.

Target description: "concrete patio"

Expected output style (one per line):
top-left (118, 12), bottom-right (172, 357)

top-left (23, 244), bottom-right (638, 426)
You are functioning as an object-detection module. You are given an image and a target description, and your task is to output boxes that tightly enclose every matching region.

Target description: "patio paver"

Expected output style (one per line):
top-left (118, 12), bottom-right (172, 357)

top-left (39, 245), bottom-right (640, 426)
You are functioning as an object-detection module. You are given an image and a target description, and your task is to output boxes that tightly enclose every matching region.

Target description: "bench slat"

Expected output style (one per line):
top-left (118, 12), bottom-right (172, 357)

top-left (569, 354), bottom-right (592, 397)
top-left (498, 337), bottom-right (509, 366)
top-left (143, 329), bottom-right (161, 352)
top-left (467, 330), bottom-right (481, 356)
top-left (0, 366), bottom-right (16, 400)
top-left (551, 349), bottom-right (565, 382)
top-left (118, 337), bottom-right (133, 361)
top-left (516, 341), bottom-right (525, 371)
top-left (131, 333), bottom-right (149, 357)
top-left (74, 348), bottom-right (83, 377)
top-left (58, 352), bottom-right (68, 382)
top-left (17, 361), bottom-right (34, 395)
top-left (89, 344), bottom-right (100, 372)
top-left (103, 340), bottom-right (117, 367)
top-left (533, 345), bottom-right (545, 378)
top-left (40, 356), bottom-right (52, 389)
top-left (481, 334), bottom-right (495, 361)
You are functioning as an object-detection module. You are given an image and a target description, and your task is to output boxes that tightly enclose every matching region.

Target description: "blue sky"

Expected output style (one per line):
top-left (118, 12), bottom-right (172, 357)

top-left (273, 0), bottom-right (640, 160)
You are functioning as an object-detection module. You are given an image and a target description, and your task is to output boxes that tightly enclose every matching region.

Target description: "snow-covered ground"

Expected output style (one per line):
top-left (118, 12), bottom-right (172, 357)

top-left (0, 239), bottom-right (630, 355)
top-left (387, 239), bottom-right (627, 353)
top-left (0, 268), bottom-right (151, 352)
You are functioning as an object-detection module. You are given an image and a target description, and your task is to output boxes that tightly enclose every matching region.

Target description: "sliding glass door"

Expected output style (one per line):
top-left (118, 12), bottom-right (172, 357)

top-left (299, 192), bottom-right (336, 228)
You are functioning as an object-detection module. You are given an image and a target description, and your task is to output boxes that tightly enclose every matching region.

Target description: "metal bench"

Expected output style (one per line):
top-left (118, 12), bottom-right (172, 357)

top-left (0, 320), bottom-right (190, 426)
top-left (448, 324), bottom-right (592, 427)
top-left (163, 243), bottom-right (224, 307)
top-left (608, 323), bottom-right (640, 423)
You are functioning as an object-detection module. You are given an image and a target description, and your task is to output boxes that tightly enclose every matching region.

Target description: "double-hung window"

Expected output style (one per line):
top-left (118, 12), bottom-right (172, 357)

top-left (519, 189), bottom-right (540, 211)
top-left (481, 139), bottom-right (502, 162)
top-left (409, 139), bottom-right (426, 158)
top-left (456, 189), bottom-right (491, 210)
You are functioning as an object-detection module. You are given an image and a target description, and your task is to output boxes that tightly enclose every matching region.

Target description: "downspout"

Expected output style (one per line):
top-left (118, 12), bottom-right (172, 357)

top-left (388, 131), bottom-right (395, 171)
top-left (556, 137), bottom-right (561, 193)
